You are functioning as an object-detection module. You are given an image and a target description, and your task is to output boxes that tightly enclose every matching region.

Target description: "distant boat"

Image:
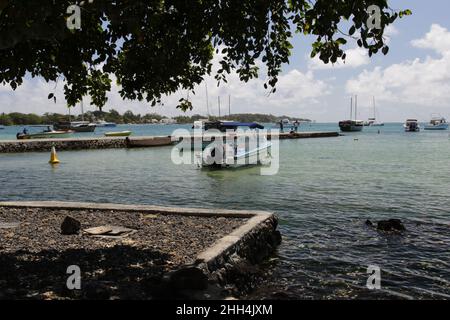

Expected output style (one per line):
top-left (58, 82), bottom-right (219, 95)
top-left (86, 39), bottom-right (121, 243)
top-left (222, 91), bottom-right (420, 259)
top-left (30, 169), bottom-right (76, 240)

top-left (364, 97), bottom-right (384, 127)
top-left (404, 119), bottom-right (421, 132)
top-left (96, 120), bottom-right (117, 128)
top-left (16, 126), bottom-right (73, 140)
top-left (424, 115), bottom-right (448, 130)
top-left (54, 121), bottom-right (96, 133)
top-left (339, 96), bottom-right (364, 132)
top-left (104, 131), bottom-right (132, 137)
top-left (339, 120), bottom-right (364, 132)
top-left (54, 99), bottom-right (96, 132)
top-left (0, 125), bottom-right (4, 130)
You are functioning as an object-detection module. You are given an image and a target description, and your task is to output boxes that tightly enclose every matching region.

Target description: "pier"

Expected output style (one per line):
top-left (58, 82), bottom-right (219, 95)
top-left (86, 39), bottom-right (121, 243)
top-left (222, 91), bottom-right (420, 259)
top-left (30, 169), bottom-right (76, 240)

top-left (0, 131), bottom-right (339, 153)
top-left (0, 201), bottom-right (280, 299)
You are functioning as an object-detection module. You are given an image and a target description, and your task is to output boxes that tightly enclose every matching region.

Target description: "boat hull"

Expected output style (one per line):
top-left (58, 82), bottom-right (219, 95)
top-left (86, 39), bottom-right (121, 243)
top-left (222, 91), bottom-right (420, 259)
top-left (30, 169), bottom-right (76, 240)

top-left (424, 124), bottom-right (449, 130)
top-left (17, 132), bottom-right (73, 140)
top-left (54, 123), bottom-right (96, 132)
top-left (104, 131), bottom-right (132, 137)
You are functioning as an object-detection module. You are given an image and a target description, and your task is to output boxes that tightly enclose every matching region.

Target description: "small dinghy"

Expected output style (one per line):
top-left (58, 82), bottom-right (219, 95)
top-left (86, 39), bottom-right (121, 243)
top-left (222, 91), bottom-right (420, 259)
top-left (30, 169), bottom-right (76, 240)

top-left (104, 131), bottom-right (132, 137)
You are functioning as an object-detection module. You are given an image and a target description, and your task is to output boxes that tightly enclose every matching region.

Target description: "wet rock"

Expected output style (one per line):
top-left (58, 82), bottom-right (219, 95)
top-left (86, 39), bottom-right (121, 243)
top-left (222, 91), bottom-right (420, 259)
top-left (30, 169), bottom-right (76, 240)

top-left (61, 216), bottom-right (81, 235)
top-left (365, 219), bottom-right (374, 227)
top-left (377, 219), bottom-right (406, 232)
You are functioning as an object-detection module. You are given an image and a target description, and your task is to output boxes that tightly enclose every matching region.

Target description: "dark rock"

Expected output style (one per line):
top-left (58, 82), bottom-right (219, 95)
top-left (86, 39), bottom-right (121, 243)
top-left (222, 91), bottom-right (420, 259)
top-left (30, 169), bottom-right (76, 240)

top-left (377, 219), bottom-right (406, 232)
top-left (168, 267), bottom-right (209, 291)
top-left (83, 281), bottom-right (112, 300)
top-left (365, 219), bottom-right (374, 227)
top-left (61, 216), bottom-right (81, 235)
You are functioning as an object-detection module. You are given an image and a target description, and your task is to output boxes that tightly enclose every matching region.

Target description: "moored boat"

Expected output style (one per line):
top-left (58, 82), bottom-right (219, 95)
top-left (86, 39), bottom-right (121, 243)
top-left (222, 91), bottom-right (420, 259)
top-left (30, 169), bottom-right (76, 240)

top-left (364, 97), bottom-right (384, 127)
top-left (339, 120), bottom-right (364, 132)
top-left (424, 116), bottom-right (448, 130)
top-left (404, 119), bottom-right (421, 132)
top-left (104, 131), bottom-right (132, 137)
top-left (197, 121), bottom-right (271, 168)
top-left (96, 120), bottom-right (117, 128)
top-left (0, 125), bottom-right (4, 130)
top-left (16, 126), bottom-right (74, 140)
top-left (54, 121), bottom-right (96, 133)
top-left (339, 95), bottom-right (364, 132)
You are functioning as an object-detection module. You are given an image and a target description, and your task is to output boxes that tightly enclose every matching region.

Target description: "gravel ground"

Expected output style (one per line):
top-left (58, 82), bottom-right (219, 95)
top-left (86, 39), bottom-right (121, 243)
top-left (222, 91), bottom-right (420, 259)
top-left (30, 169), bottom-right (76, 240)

top-left (0, 207), bottom-right (246, 299)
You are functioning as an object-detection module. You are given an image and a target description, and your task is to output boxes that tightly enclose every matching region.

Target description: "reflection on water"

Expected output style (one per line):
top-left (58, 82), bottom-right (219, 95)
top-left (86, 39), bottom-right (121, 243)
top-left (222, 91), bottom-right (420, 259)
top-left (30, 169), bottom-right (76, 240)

top-left (1, 123), bottom-right (450, 299)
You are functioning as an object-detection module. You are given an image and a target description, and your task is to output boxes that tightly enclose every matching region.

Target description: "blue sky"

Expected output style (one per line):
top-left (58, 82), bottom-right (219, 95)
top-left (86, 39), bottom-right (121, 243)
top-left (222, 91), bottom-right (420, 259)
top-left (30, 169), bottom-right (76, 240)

top-left (1, 0), bottom-right (450, 122)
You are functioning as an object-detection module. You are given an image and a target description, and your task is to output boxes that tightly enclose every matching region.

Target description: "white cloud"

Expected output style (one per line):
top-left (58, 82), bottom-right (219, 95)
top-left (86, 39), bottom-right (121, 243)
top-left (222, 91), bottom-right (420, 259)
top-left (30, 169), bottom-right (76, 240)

top-left (411, 24), bottom-right (450, 54)
top-left (346, 24), bottom-right (450, 107)
top-left (309, 47), bottom-right (370, 70)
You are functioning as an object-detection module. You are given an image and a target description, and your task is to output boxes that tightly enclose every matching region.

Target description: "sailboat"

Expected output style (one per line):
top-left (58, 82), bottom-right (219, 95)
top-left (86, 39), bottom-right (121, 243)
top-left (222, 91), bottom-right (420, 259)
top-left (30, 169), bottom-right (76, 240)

top-left (54, 99), bottom-right (96, 132)
top-left (364, 97), bottom-right (384, 126)
top-left (339, 96), bottom-right (364, 132)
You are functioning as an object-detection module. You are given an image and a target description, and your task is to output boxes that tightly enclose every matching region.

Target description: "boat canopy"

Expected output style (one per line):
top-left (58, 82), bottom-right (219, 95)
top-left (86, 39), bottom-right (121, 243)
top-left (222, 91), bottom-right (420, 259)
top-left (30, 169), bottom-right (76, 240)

top-left (204, 121), bottom-right (264, 131)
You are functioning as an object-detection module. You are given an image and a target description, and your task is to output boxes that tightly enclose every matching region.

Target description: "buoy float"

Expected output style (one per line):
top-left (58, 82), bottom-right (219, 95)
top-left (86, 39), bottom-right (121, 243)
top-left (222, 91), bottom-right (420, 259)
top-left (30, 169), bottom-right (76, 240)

top-left (49, 146), bottom-right (60, 164)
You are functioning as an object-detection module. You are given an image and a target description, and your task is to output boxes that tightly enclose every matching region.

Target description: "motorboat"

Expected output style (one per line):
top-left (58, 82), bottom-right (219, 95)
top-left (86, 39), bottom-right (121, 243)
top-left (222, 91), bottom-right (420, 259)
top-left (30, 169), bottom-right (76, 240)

top-left (104, 131), bottom-right (132, 137)
top-left (16, 126), bottom-right (74, 140)
top-left (96, 120), bottom-right (117, 128)
top-left (195, 121), bottom-right (272, 168)
top-left (424, 116), bottom-right (448, 130)
top-left (54, 121), bottom-right (96, 133)
top-left (404, 119), bottom-right (421, 132)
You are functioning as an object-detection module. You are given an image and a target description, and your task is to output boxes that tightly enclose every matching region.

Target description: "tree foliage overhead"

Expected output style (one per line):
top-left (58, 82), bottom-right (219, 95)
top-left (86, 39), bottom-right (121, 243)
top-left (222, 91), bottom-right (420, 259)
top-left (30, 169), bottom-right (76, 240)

top-left (0, 0), bottom-right (410, 111)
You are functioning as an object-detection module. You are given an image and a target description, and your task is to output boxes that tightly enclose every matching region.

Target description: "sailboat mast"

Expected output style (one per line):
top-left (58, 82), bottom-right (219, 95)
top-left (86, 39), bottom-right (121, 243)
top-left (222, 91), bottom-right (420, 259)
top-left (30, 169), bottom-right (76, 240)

top-left (218, 96), bottom-right (221, 118)
top-left (373, 96), bottom-right (376, 119)
top-left (355, 95), bottom-right (358, 120)
top-left (80, 98), bottom-right (85, 122)
top-left (228, 95), bottom-right (231, 117)
top-left (205, 83), bottom-right (210, 118)
top-left (350, 96), bottom-right (353, 120)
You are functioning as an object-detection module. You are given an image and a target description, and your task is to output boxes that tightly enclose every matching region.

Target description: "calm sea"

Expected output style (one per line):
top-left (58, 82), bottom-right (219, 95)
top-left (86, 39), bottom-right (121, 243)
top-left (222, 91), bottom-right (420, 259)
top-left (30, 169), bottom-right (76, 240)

top-left (1, 123), bottom-right (449, 299)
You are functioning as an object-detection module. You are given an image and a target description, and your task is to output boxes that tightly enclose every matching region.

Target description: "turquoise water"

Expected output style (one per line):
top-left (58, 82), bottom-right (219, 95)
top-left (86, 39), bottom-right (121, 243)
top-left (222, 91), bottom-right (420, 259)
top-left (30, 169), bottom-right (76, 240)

top-left (1, 123), bottom-right (449, 299)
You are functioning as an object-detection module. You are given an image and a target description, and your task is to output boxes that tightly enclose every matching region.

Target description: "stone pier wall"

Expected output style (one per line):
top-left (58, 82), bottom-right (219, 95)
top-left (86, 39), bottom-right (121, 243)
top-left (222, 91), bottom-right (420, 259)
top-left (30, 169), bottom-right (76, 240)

top-left (0, 138), bottom-right (127, 153)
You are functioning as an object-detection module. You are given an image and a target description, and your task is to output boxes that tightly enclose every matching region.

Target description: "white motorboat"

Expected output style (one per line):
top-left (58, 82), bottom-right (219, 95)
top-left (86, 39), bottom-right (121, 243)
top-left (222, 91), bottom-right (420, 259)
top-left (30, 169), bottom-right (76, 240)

top-left (424, 115), bottom-right (448, 130)
top-left (404, 119), bottom-right (421, 132)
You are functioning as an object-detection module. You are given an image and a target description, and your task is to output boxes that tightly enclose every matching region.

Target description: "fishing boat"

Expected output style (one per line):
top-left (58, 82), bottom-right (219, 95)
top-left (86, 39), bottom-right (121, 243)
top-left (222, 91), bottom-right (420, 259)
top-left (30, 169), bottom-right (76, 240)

top-left (339, 96), bottom-right (364, 132)
top-left (16, 126), bottom-right (74, 140)
top-left (404, 119), bottom-right (421, 132)
top-left (96, 120), bottom-right (117, 128)
top-left (424, 115), bottom-right (448, 130)
top-left (104, 131), bottom-right (132, 137)
top-left (197, 121), bottom-right (271, 168)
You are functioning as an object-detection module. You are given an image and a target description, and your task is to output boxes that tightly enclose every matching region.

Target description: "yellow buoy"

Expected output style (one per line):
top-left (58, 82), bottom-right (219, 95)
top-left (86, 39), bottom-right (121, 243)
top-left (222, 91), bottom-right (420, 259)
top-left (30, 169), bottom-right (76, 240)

top-left (49, 146), bottom-right (60, 164)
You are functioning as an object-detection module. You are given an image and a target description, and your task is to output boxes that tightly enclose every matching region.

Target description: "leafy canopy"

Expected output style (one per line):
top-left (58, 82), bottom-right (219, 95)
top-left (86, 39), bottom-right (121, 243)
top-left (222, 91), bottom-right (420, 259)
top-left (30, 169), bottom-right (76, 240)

top-left (0, 0), bottom-right (411, 111)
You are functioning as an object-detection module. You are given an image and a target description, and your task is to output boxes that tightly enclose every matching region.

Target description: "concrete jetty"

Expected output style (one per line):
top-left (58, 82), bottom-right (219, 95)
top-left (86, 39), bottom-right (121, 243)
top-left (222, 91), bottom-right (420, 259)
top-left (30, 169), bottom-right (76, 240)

top-left (0, 201), bottom-right (281, 299)
top-left (0, 131), bottom-right (339, 153)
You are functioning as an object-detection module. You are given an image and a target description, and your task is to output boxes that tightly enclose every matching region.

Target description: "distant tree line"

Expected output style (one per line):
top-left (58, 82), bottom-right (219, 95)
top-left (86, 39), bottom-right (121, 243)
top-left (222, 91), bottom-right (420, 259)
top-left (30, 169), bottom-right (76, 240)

top-left (0, 111), bottom-right (310, 126)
